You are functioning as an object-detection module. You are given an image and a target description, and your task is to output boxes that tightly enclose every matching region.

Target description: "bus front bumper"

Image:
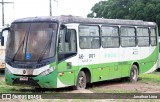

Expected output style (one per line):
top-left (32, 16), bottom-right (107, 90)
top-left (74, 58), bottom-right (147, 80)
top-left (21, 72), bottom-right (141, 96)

top-left (5, 71), bottom-right (58, 88)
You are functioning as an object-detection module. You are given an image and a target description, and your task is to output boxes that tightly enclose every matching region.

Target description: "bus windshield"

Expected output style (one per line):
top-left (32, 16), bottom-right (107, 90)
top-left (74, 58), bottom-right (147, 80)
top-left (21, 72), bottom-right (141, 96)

top-left (6, 23), bottom-right (57, 62)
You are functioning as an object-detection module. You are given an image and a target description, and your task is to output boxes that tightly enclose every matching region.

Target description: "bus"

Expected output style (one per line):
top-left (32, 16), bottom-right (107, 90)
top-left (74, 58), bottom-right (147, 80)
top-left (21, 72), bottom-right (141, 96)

top-left (3, 15), bottom-right (158, 89)
top-left (0, 26), bottom-right (8, 71)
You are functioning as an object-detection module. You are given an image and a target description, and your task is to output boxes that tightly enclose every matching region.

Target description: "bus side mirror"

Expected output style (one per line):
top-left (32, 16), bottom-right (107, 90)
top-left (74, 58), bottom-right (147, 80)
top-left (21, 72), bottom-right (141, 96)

top-left (1, 27), bottom-right (10, 46)
top-left (1, 36), bottom-right (4, 46)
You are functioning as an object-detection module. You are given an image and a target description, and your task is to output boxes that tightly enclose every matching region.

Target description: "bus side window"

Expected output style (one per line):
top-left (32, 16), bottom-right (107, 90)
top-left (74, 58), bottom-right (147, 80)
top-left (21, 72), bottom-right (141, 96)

top-left (66, 30), bottom-right (76, 52)
top-left (58, 28), bottom-right (66, 52)
top-left (79, 25), bottom-right (100, 49)
top-left (58, 28), bottom-right (77, 62)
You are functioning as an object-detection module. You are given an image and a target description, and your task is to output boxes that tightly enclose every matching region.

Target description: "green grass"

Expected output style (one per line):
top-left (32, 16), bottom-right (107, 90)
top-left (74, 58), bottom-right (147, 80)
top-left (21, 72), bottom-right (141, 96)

top-left (0, 77), bottom-right (35, 93)
top-left (138, 72), bottom-right (160, 84)
top-left (0, 77), bottom-right (16, 92)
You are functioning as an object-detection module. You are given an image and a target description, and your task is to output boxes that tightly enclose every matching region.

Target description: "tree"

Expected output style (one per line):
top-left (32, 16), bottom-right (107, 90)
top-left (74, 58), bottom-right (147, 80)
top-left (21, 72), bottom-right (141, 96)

top-left (88, 0), bottom-right (160, 34)
top-left (88, 0), bottom-right (132, 19)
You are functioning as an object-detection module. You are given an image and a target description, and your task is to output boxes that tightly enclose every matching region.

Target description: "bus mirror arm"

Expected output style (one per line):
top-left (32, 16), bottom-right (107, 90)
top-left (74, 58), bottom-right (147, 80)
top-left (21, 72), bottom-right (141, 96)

top-left (1, 27), bottom-right (10, 34)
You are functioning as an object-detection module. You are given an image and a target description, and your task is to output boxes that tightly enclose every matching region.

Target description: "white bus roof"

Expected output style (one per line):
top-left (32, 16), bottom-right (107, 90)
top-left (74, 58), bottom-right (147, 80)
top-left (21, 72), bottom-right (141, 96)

top-left (12, 15), bottom-right (157, 26)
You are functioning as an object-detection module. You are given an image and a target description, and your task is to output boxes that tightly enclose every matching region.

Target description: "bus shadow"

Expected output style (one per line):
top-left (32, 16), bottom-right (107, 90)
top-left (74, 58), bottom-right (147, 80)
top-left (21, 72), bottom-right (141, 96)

top-left (16, 86), bottom-right (75, 93)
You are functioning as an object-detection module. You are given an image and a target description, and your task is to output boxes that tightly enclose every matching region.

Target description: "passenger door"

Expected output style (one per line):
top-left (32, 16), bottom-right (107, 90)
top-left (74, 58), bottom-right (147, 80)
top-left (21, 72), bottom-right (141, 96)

top-left (56, 25), bottom-right (77, 87)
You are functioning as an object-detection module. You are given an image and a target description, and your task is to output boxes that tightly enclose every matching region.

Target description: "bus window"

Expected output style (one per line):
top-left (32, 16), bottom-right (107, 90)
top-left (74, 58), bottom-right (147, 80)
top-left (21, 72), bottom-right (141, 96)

top-left (65, 30), bottom-right (77, 52)
top-left (150, 28), bottom-right (156, 46)
top-left (58, 26), bottom-right (77, 61)
top-left (79, 25), bottom-right (100, 49)
top-left (58, 26), bottom-right (67, 53)
top-left (102, 26), bottom-right (119, 48)
top-left (137, 27), bottom-right (149, 46)
top-left (120, 27), bottom-right (136, 47)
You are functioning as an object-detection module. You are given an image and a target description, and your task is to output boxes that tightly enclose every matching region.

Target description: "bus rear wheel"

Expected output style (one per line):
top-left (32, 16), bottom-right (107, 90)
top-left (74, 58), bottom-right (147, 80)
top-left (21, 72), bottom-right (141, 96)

top-left (74, 71), bottom-right (86, 90)
top-left (129, 65), bottom-right (138, 83)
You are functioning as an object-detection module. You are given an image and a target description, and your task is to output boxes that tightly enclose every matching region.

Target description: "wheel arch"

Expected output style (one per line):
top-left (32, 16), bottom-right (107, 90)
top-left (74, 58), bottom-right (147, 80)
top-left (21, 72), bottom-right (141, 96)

top-left (77, 67), bottom-right (92, 84)
top-left (132, 62), bottom-right (139, 75)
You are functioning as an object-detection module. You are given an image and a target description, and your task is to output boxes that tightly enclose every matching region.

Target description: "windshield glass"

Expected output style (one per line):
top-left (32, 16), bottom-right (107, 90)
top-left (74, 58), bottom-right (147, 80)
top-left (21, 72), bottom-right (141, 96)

top-left (6, 23), bottom-right (57, 62)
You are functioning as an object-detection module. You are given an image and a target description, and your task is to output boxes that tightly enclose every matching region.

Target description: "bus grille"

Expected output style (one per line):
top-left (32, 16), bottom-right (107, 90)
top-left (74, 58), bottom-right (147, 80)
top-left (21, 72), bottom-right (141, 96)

top-left (12, 78), bottom-right (40, 87)
top-left (7, 62), bottom-right (48, 69)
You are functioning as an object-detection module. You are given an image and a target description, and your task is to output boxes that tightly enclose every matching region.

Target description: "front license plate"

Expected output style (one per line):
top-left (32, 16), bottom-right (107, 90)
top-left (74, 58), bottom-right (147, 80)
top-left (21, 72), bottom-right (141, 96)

top-left (20, 77), bottom-right (28, 81)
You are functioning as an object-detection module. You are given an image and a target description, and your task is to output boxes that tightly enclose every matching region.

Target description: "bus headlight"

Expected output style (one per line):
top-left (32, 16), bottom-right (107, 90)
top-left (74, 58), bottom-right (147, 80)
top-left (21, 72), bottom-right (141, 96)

top-left (39, 67), bottom-right (55, 76)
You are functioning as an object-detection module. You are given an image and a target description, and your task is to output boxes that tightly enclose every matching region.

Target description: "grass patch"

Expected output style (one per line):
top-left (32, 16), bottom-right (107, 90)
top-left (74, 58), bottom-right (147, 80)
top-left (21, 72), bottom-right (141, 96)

top-left (0, 83), bottom-right (30, 93)
top-left (138, 72), bottom-right (160, 84)
top-left (0, 77), bottom-right (36, 93)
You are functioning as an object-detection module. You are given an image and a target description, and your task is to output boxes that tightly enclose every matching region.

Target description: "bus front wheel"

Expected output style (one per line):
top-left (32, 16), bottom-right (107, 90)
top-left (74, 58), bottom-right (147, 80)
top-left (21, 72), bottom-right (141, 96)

top-left (74, 71), bottom-right (86, 90)
top-left (129, 65), bottom-right (138, 83)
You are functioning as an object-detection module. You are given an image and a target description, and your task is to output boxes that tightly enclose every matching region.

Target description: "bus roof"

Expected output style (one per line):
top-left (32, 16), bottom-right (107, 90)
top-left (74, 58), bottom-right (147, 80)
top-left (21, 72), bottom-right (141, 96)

top-left (12, 15), bottom-right (157, 26)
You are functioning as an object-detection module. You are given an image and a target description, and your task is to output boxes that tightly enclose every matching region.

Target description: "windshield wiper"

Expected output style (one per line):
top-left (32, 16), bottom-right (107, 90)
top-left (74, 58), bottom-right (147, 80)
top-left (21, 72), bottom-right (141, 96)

top-left (11, 34), bottom-right (26, 62)
top-left (37, 32), bottom-right (54, 63)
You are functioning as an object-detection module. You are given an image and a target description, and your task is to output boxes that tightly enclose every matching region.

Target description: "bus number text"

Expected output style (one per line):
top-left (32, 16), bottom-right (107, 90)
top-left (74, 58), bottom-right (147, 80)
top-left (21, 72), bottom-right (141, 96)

top-left (89, 54), bottom-right (95, 58)
top-left (79, 54), bottom-right (84, 59)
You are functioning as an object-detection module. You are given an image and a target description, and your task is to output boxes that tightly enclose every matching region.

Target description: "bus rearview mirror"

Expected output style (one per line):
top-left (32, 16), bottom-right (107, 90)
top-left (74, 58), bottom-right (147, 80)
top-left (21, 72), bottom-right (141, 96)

top-left (1, 36), bottom-right (4, 46)
top-left (1, 27), bottom-right (10, 46)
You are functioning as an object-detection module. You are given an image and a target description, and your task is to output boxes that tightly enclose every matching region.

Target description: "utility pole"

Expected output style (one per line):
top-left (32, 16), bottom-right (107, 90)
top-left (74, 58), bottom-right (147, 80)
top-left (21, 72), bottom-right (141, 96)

top-left (49, 0), bottom-right (58, 16)
top-left (0, 0), bottom-right (14, 26)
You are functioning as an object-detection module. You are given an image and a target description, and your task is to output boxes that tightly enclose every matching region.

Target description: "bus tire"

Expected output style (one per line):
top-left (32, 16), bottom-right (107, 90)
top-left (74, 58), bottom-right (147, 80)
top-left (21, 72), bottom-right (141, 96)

top-left (129, 65), bottom-right (138, 83)
top-left (74, 71), bottom-right (86, 90)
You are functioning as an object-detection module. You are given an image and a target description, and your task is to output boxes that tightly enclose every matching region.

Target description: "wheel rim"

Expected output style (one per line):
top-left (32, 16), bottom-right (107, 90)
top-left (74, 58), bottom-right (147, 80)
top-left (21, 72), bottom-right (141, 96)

top-left (78, 76), bottom-right (85, 88)
top-left (132, 69), bottom-right (137, 81)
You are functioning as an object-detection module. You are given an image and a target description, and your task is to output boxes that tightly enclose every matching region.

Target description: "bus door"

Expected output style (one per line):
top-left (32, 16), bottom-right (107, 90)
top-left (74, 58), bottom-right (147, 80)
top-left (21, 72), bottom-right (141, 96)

top-left (57, 25), bottom-right (77, 87)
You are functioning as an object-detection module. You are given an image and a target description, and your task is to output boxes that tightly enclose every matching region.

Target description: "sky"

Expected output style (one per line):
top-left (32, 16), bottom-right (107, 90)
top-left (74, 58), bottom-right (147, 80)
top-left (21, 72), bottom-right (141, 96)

top-left (0, 0), bottom-right (101, 26)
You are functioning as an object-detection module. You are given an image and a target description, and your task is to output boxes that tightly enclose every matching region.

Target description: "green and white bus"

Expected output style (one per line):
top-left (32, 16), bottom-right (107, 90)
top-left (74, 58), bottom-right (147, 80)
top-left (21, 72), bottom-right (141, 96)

top-left (3, 16), bottom-right (158, 89)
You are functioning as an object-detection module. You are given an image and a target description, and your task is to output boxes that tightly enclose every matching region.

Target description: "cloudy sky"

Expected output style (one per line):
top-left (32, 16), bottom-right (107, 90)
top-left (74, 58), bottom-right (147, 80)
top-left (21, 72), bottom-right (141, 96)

top-left (0, 0), bottom-right (101, 26)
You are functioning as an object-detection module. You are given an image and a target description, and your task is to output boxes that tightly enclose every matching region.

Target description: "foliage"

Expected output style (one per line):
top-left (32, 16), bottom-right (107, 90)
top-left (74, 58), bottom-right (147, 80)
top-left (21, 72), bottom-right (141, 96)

top-left (88, 0), bottom-right (160, 34)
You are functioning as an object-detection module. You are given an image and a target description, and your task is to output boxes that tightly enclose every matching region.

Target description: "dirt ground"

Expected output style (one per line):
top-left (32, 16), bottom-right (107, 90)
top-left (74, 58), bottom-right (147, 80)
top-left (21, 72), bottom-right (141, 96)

top-left (90, 81), bottom-right (160, 93)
